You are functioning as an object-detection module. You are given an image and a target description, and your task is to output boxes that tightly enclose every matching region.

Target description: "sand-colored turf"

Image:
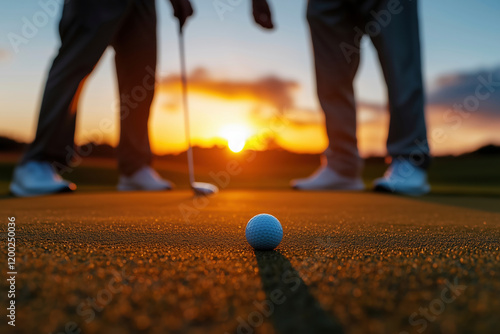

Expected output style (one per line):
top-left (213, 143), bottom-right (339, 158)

top-left (1, 191), bottom-right (499, 334)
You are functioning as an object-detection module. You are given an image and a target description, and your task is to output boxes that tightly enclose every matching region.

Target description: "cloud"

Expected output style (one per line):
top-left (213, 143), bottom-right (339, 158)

top-left (157, 68), bottom-right (384, 126)
top-left (428, 66), bottom-right (500, 116)
top-left (155, 67), bottom-right (500, 156)
top-left (158, 68), bottom-right (299, 111)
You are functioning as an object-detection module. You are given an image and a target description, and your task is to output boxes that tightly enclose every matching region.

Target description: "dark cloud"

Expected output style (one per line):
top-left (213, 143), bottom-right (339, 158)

top-left (157, 66), bottom-right (500, 134)
top-left (159, 68), bottom-right (299, 111)
top-left (428, 66), bottom-right (500, 116)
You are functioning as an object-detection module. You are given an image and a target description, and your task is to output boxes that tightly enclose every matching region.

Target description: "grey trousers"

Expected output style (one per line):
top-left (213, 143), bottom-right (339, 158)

top-left (307, 0), bottom-right (430, 178)
top-left (22, 0), bottom-right (157, 176)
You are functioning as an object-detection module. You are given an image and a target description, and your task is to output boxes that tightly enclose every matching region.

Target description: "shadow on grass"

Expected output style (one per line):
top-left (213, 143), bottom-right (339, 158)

top-left (254, 250), bottom-right (343, 334)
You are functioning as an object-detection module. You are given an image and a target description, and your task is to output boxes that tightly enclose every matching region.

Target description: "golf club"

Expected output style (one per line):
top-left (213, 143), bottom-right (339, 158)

top-left (178, 26), bottom-right (219, 196)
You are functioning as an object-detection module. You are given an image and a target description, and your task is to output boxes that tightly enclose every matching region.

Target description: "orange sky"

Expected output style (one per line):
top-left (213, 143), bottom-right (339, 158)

top-left (2, 67), bottom-right (498, 158)
top-left (2, 1), bottom-right (500, 158)
top-left (107, 71), bottom-right (499, 157)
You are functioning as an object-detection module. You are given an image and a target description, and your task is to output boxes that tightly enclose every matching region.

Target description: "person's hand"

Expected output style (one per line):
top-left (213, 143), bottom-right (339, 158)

top-left (169, 0), bottom-right (194, 30)
top-left (252, 0), bottom-right (274, 29)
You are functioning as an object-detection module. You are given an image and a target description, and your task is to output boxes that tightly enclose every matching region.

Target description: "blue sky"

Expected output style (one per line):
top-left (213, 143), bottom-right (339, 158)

top-left (1, 0), bottom-right (500, 154)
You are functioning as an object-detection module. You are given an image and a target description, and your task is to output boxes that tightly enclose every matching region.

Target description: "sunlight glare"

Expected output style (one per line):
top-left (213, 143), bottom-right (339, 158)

top-left (220, 124), bottom-right (251, 153)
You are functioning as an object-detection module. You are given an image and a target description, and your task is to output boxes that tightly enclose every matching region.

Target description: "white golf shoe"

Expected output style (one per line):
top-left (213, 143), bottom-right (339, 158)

top-left (291, 165), bottom-right (365, 191)
top-left (117, 166), bottom-right (173, 191)
top-left (373, 159), bottom-right (430, 196)
top-left (10, 161), bottom-right (76, 197)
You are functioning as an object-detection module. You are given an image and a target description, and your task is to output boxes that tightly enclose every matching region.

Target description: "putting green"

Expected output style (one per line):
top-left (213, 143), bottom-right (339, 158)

top-left (1, 191), bottom-right (499, 334)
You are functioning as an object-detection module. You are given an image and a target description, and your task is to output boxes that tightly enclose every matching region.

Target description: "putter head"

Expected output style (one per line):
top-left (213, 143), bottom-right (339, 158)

top-left (191, 182), bottom-right (219, 196)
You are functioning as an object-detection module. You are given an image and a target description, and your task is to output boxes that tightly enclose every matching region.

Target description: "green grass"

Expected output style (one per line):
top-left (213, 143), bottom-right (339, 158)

top-left (362, 156), bottom-right (500, 196)
top-left (2, 155), bottom-right (500, 198)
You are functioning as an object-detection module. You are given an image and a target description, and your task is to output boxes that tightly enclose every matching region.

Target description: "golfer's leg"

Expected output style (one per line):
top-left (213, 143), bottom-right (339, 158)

top-left (369, 0), bottom-right (430, 169)
top-left (307, 0), bottom-right (363, 178)
top-left (22, 0), bottom-right (131, 169)
top-left (112, 0), bottom-right (157, 176)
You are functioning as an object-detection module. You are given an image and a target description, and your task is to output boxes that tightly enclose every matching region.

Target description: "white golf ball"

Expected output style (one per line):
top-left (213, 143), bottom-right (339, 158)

top-left (245, 214), bottom-right (283, 250)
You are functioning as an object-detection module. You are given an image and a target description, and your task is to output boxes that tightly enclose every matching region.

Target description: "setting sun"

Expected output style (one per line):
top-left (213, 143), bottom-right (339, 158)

top-left (220, 124), bottom-right (251, 153)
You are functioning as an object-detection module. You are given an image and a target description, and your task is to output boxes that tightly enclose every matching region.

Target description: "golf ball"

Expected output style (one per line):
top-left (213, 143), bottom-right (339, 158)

top-left (245, 214), bottom-right (283, 250)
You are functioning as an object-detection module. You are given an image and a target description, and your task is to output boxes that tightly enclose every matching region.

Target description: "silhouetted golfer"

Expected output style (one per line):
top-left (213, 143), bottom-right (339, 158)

top-left (10, 0), bottom-right (193, 197)
top-left (252, 0), bottom-right (431, 195)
